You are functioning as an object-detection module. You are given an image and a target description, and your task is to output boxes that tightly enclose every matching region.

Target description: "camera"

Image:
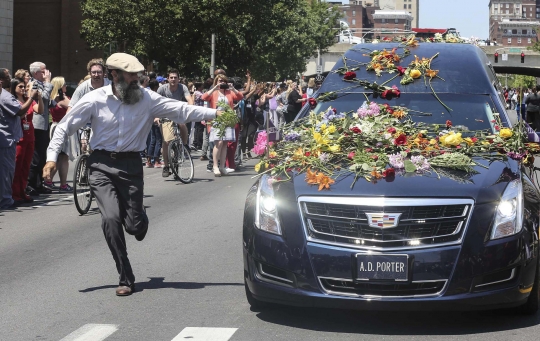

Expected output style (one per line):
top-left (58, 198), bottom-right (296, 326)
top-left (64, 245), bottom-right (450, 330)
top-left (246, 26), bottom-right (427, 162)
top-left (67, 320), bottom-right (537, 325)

top-left (32, 82), bottom-right (38, 91)
top-left (220, 83), bottom-right (229, 89)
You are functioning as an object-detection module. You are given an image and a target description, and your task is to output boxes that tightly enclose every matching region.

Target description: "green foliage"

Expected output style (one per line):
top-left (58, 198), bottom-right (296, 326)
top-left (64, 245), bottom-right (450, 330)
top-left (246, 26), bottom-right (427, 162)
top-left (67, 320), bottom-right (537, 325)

top-left (496, 74), bottom-right (536, 89)
top-left (79, 0), bottom-right (340, 80)
top-left (527, 42), bottom-right (540, 52)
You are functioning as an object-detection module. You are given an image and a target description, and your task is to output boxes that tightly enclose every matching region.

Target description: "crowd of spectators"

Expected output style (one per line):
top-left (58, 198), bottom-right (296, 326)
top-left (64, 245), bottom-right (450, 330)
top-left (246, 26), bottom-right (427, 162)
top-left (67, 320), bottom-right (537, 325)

top-left (0, 57), bottom-right (323, 209)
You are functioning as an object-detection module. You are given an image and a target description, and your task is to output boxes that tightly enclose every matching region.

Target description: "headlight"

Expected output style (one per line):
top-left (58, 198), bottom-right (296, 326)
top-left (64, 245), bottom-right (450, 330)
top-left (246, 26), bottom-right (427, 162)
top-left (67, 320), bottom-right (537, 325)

top-left (491, 179), bottom-right (523, 240)
top-left (255, 174), bottom-right (282, 235)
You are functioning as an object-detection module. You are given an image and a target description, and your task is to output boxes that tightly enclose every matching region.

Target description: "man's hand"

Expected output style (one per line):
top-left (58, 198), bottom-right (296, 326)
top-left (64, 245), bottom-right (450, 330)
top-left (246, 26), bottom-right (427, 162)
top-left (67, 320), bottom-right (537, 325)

top-left (42, 161), bottom-right (57, 183)
top-left (216, 110), bottom-right (224, 117)
top-left (44, 69), bottom-right (52, 83)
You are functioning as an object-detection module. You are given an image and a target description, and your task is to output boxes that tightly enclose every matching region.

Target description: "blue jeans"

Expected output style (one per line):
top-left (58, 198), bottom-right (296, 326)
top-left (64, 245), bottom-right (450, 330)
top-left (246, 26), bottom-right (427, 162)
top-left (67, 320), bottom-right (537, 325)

top-left (147, 124), bottom-right (162, 162)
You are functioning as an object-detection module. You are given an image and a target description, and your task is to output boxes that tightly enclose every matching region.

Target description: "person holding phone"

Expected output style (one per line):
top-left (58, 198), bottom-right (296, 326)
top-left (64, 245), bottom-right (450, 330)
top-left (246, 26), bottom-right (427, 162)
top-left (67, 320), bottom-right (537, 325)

top-left (201, 74), bottom-right (243, 177)
top-left (285, 81), bottom-right (306, 123)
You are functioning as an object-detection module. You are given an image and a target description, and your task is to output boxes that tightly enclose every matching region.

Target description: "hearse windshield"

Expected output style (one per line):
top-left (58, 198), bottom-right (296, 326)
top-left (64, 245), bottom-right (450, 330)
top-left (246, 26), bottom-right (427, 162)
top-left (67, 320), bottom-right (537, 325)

top-left (306, 93), bottom-right (503, 135)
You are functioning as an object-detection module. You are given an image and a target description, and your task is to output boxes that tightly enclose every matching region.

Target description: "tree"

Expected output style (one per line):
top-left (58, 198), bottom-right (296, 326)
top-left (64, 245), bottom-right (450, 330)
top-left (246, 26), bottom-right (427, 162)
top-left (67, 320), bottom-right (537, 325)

top-left (79, 0), bottom-right (340, 80)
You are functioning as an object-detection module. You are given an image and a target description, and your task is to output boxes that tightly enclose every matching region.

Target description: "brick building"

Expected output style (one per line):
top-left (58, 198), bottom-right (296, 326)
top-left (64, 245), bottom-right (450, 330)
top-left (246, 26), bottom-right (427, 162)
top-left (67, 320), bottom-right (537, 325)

top-left (376, 0), bottom-right (419, 28)
top-left (13, 0), bottom-right (103, 84)
top-left (489, 0), bottom-right (540, 46)
top-left (372, 10), bottom-right (413, 36)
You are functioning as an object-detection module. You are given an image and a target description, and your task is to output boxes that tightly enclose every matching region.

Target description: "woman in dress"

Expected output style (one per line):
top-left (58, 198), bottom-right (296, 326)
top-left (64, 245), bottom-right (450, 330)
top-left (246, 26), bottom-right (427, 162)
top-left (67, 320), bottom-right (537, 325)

top-left (46, 76), bottom-right (73, 192)
top-left (201, 75), bottom-right (243, 177)
top-left (10, 78), bottom-right (43, 203)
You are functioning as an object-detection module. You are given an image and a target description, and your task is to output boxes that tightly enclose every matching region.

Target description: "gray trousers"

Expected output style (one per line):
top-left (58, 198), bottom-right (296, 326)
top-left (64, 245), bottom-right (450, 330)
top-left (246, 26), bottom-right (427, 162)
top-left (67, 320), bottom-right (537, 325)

top-left (88, 151), bottom-right (148, 286)
top-left (0, 146), bottom-right (16, 209)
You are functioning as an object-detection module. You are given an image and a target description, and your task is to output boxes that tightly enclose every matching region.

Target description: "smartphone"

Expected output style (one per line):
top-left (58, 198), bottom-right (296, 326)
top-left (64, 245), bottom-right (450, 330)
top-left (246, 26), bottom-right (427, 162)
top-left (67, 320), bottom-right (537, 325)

top-left (220, 83), bottom-right (229, 89)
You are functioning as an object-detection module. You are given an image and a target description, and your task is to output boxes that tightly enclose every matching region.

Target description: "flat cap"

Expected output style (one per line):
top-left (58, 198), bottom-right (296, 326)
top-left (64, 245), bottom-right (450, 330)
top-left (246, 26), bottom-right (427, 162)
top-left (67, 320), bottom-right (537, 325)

top-left (105, 53), bottom-right (144, 73)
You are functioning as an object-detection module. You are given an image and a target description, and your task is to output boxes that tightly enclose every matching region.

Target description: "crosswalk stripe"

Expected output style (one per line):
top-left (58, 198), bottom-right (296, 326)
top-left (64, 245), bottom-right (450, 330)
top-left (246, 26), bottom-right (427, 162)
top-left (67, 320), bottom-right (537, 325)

top-left (171, 327), bottom-right (238, 341)
top-left (59, 324), bottom-right (118, 341)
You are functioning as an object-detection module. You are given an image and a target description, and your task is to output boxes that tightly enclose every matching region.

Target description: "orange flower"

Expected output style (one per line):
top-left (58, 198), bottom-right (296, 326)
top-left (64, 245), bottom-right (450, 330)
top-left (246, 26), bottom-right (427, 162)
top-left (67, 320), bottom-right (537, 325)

top-left (370, 168), bottom-right (383, 179)
top-left (425, 69), bottom-right (439, 79)
top-left (306, 168), bottom-right (318, 185)
top-left (410, 69), bottom-right (422, 79)
top-left (392, 110), bottom-right (406, 119)
top-left (316, 173), bottom-right (335, 191)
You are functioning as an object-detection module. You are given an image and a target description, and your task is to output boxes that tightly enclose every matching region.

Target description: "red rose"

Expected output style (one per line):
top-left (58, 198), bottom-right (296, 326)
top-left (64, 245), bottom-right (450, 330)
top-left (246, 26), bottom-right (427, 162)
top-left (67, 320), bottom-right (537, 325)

top-left (495, 125), bottom-right (500, 131)
top-left (471, 137), bottom-right (478, 143)
top-left (383, 168), bottom-right (395, 177)
top-left (387, 108), bottom-right (394, 115)
top-left (381, 90), bottom-right (391, 100)
top-left (350, 126), bottom-right (362, 134)
top-left (365, 148), bottom-right (373, 152)
top-left (391, 85), bottom-right (401, 98)
top-left (446, 120), bottom-right (452, 128)
top-left (371, 155), bottom-right (379, 161)
top-left (382, 104), bottom-right (390, 109)
top-left (308, 98), bottom-right (317, 108)
top-left (397, 66), bottom-right (407, 76)
top-left (347, 152), bottom-right (355, 160)
top-left (343, 71), bottom-right (357, 80)
top-left (394, 134), bottom-right (407, 146)
top-left (332, 108), bottom-right (337, 113)
top-left (305, 152), bottom-right (311, 157)
top-left (387, 127), bottom-right (396, 134)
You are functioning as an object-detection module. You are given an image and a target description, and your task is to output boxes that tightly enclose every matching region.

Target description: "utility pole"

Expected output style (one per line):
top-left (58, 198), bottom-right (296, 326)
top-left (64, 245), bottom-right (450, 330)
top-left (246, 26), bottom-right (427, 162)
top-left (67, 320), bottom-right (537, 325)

top-left (210, 34), bottom-right (216, 77)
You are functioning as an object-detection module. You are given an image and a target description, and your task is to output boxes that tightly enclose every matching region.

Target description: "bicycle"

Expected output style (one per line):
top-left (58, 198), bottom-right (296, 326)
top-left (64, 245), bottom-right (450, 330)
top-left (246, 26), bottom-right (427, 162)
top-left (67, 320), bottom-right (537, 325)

top-left (168, 122), bottom-right (194, 183)
top-left (73, 127), bottom-right (94, 215)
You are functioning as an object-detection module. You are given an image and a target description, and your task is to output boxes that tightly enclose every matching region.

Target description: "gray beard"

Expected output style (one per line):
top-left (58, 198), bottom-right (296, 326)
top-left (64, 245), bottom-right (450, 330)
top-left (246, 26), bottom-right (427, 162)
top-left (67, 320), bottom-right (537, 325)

top-left (115, 74), bottom-right (143, 105)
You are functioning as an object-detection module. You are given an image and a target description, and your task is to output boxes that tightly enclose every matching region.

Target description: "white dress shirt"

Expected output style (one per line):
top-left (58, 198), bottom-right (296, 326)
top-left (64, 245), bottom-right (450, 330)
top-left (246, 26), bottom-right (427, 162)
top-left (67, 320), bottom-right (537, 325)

top-left (47, 85), bottom-right (216, 162)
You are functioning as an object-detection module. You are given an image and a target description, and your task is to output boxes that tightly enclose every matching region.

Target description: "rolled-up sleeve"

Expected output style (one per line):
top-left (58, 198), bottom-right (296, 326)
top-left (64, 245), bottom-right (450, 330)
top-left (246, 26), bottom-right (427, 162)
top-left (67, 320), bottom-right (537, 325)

top-left (46, 100), bottom-right (93, 162)
top-left (149, 91), bottom-right (216, 124)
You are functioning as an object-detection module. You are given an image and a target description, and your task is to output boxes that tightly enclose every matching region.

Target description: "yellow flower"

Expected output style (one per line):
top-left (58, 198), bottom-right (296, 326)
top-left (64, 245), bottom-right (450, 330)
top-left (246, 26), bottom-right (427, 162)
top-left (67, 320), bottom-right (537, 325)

top-left (313, 132), bottom-right (329, 146)
top-left (499, 128), bottom-right (513, 139)
top-left (254, 162), bottom-right (263, 173)
top-left (269, 151), bottom-right (277, 158)
top-left (410, 69), bottom-right (422, 79)
top-left (320, 124), bottom-right (327, 132)
top-left (429, 139), bottom-right (438, 145)
top-left (328, 145), bottom-right (340, 153)
top-left (440, 132), bottom-right (463, 146)
top-left (464, 138), bottom-right (474, 146)
top-left (328, 125), bottom-right (337, 133)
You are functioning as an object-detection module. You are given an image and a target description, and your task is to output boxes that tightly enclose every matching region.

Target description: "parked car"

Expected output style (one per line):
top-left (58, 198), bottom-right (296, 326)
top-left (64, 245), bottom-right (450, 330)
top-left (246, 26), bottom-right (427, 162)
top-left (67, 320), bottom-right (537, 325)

top-left (243, 43), bottom-right (540, 312)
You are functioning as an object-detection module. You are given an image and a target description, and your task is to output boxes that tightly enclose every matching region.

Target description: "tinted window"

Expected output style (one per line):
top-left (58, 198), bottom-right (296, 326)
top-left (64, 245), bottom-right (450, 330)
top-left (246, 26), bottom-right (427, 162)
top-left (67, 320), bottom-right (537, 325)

top-left (301, 93), bottom-right (503, 134)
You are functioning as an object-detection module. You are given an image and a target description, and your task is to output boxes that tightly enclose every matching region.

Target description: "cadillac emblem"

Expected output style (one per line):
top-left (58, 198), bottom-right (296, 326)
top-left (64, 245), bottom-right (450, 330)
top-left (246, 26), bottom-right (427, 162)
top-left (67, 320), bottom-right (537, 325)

top-left (366, 213), bottom-right (401, 228)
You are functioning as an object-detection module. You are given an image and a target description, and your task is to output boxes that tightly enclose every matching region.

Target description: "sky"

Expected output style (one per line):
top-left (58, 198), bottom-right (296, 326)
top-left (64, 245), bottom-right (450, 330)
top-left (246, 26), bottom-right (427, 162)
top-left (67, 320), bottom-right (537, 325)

top-left (340, 0), bottom-right (490, 39)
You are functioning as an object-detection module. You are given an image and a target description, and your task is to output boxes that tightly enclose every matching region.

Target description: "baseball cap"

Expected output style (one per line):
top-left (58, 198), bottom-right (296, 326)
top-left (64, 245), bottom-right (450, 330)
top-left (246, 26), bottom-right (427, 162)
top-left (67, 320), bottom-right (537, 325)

top-left (156, 76), bottom-right (165, 82)
top-left (105, 53), bottom-right (145, 73)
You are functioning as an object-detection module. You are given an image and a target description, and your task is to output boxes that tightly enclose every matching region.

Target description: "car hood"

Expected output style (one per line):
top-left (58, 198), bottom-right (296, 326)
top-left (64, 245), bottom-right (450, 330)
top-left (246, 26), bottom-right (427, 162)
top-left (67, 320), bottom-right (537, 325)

top-left (274, 157), bottom-right (521, 205)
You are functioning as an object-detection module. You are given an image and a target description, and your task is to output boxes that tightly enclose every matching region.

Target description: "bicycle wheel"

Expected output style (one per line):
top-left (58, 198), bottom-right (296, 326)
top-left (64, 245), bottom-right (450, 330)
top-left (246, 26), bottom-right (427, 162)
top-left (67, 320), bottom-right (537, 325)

top-left (73, 154), bottom-right (93, 215)
top-left (169, 140), bottom-right (194, 184)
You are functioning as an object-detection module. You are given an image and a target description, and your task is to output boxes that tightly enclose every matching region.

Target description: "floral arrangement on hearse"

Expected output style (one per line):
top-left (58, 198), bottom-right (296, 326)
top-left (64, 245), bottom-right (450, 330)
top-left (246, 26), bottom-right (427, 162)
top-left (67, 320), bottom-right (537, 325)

top-left (252, 104), bottom-right (540, 190)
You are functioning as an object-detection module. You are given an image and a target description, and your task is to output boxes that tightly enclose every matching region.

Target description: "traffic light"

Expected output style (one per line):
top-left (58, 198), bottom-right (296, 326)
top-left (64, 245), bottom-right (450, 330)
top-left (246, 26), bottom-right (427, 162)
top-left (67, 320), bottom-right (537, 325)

top-left (494, 52), bottom-right (499, 63)
top-left (521, 52), bottom-right (525, 63)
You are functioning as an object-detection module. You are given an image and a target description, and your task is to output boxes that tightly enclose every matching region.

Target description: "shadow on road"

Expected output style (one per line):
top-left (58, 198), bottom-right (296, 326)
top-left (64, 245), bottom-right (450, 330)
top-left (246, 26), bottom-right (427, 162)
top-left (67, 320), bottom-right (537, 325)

top-left (254, 305), bottom-right (540, 335)
top-left (79, 277), bottom-right (243, 293)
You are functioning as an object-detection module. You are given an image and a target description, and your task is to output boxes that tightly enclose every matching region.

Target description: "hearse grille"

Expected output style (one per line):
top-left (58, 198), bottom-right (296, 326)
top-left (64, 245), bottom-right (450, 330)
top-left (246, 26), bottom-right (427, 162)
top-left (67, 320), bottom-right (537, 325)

top-left (319, 277), bottom-right (446, 297)
top-left (299, 198), bottom-right (473, 250)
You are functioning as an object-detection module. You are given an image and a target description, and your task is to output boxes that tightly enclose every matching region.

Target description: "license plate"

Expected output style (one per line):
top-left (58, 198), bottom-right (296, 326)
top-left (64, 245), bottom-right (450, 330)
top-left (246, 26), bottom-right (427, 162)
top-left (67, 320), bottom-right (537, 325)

top-left (356, 254), bottom-right (409, 281)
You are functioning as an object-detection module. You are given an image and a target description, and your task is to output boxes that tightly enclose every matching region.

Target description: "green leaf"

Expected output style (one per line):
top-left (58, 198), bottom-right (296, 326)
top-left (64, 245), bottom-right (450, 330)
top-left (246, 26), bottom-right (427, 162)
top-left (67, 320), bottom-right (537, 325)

top-left (404, 160), bottom-right (417, 173)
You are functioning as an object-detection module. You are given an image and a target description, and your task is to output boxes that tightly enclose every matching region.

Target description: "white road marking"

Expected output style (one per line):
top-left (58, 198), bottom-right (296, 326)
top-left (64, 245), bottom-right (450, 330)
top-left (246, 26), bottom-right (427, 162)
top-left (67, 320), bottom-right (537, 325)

top-left (32, 195), bottom-right (73, 208)
top-left (171, 327), bottom-right (238, 341)
top-left (59, 324), bottom-right (118, 341)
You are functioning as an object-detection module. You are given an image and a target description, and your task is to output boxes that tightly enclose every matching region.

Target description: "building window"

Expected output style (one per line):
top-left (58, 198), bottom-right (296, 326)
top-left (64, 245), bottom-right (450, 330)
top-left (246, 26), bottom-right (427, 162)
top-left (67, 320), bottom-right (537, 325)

top-left (506, 9), bottom-right (509, 14)
top-left (518, 37), bottom-right (522, 43)
top-left (531, 13), bottom-right (533, 17)
top-left (523, 29), bottom-right (528, 34)
top-left (352, 19), bottom-right (356, 25)
top-left (382, 19), bottom-right (386, 23)
top-left (409, 4), bottom-right (411, 9)
top-left (508, 38), bottom-right (512, 44)
top-left (506, 3), bottom-right (509, 8)
top-left (395, 19), bottom-right (399, 23)
top-left (529, 38), bottom-right (532, 43)
top-left (404, 4), bottom-right (407, 9)
top-left (512, 29), bottom-right (518, 34)
top-left (353, 10), bottom-right (356, 16)
top-left (343, 10), bottom-right (347, 16)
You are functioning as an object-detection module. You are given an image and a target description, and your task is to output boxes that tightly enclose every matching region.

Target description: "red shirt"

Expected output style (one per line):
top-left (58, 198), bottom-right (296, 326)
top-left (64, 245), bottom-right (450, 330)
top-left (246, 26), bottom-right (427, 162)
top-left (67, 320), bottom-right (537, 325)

top-left (50, 96), bottom-right (70, 123)
top-left (18, 100), bottom-right (35, 143)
